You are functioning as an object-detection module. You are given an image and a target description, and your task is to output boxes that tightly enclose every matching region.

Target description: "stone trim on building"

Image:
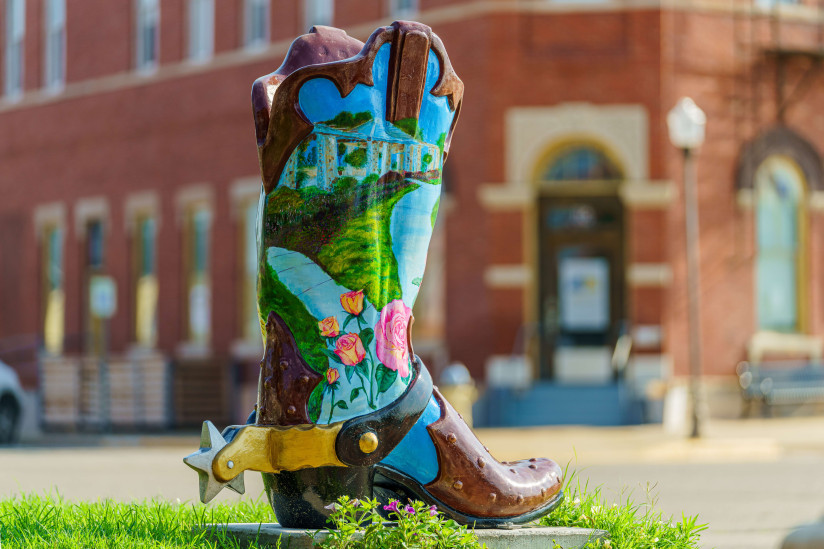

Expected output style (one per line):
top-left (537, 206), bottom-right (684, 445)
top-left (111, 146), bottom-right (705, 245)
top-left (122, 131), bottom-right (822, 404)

top-left (627, 263), bottom-right (673, 287)
top-left (124, 191), bottom-right (161, 234)
top-left (229, 176), bottom-right (263, 220)
top-left (175, 184), bottom-right (214, 226)
top-left (484, 264), bottom-right (531, 288)
top-left (33, 202), bottom-right (67, 239)
top-left (73, 197), bottom-right (110, 238)
top-left (619, 180), bottom-right (676, 209)
top-left (478, 179), bottom-right (675, 211)
top-left (507, 103), bottom-right (649, 186)
top-left (737, 126), bottom-right (824, 192)
top-left (747, 331), bottom-right (824, 363)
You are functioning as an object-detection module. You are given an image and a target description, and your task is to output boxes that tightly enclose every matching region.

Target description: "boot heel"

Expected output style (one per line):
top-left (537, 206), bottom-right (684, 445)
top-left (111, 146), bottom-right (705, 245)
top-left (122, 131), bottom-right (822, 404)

top-left (263, 467), bottom-right (374, 529)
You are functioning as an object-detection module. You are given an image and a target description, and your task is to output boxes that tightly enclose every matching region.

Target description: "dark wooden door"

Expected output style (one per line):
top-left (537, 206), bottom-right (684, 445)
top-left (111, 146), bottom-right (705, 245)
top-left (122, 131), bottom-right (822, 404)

top-left (537, 194), bottom-right (625, 380)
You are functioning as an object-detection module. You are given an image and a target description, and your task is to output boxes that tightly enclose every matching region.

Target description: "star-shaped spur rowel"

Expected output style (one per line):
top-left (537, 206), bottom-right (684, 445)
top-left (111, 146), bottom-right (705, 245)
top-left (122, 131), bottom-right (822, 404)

top-left (183, 420), bottom-right (245, 503)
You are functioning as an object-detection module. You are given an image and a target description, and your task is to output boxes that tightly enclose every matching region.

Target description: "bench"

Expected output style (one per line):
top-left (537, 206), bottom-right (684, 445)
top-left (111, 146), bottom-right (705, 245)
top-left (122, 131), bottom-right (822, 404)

top-left (737, 360), bottom-right (824, 417)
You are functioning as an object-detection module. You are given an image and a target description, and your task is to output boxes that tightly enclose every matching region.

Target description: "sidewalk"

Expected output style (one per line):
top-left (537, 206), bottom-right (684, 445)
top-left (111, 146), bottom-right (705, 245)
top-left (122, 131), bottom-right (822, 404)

top-left (480, 415), bottom-right (824, 466)
top-left (3, 415), bottom-right (824, 549)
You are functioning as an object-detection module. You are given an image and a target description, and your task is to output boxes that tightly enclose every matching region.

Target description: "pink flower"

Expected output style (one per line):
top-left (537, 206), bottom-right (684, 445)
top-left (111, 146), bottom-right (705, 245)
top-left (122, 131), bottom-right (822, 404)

top-left (428, 505), bottom-right (438, 516)
top-left (334, 333), bottom-right (366, 366)
top-left (383, 500), bottom-right (399, 513)
top-left (375, 299), bottom-right (412, 377)
top-left (404, 505), bottom-right (415, 514)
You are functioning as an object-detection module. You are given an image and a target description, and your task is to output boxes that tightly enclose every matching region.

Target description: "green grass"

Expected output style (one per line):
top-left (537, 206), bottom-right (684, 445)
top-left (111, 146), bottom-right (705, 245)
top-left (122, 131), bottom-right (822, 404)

top-left (0, 471), bottom-right (705, 548)
top-left (540, 469), bottom-right (707, 548)
top-left (0, 493), bottom-right (274, 549)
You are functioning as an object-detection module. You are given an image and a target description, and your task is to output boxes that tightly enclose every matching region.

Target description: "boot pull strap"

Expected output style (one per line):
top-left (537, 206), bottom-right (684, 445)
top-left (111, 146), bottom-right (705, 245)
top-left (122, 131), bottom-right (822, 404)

top-left (334, 355), bottom-right (433, 466)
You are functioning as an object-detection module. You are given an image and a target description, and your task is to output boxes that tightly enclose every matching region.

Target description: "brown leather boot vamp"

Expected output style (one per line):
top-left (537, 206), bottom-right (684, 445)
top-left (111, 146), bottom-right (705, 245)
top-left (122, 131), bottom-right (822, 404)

top-left (423, 389), bottom-right (563, 519)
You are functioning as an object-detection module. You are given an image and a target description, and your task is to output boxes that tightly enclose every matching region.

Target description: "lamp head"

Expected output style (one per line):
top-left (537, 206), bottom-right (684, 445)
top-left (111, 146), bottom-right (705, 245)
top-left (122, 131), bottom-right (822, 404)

top-left (667, 97), bottom-right (706, 150)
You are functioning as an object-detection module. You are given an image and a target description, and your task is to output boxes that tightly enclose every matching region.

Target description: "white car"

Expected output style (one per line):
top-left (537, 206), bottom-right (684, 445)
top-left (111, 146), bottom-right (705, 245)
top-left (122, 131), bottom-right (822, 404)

top-left (0, 361), bottom-right (23, 444)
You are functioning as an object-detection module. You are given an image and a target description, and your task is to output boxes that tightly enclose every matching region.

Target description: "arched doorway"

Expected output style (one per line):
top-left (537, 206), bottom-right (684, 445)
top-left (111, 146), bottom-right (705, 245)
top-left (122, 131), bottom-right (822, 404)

top-left (535, 140), bottom-right (627, 382)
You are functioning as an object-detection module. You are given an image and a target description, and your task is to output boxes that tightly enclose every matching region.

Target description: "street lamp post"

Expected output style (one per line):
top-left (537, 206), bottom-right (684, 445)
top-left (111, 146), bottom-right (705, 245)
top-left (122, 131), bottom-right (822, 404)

top-left (667, 97), bottom-right (707, 439)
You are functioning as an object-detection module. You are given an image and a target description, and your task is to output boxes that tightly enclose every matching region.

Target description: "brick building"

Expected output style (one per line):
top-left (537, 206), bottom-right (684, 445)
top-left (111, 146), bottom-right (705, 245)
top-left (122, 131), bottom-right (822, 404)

top-left (2, 0), bottom-right (824, 430)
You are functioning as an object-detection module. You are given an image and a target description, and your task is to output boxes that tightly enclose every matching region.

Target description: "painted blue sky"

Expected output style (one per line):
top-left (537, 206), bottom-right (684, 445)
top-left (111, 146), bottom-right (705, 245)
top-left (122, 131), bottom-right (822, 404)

top-left (298, 43), bottom-right (454, 147)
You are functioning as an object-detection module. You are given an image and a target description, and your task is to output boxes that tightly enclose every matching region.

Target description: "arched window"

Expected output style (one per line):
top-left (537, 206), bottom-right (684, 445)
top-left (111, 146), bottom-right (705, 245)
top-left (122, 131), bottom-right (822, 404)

top-left (755, 156), bottom-right (806, 332)
top-left (541, 143), bottom-right (623, 182)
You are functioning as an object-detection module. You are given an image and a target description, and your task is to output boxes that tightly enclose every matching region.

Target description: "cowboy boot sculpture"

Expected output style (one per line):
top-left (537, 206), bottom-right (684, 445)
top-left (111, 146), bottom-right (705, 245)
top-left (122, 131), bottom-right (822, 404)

top-left (184, 22), bottom-right (563, 528)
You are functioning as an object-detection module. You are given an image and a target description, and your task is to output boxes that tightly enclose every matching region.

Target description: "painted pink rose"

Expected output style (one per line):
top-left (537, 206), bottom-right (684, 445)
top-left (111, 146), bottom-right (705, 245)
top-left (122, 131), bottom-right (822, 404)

top-left (375, 299), bottom-right (412, 377)
top-left (335, 333), bottom-right (366, 366)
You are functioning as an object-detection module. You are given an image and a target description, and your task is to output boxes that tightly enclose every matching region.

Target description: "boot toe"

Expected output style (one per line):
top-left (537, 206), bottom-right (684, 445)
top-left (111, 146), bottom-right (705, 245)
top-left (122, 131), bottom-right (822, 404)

top-left (423, 390), bottom-right (563, 519)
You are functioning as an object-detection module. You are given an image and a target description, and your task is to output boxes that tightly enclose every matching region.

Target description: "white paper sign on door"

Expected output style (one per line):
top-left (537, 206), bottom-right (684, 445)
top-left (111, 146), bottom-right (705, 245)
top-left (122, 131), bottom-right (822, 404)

top-left (558, 257), bottom-right (609, 331)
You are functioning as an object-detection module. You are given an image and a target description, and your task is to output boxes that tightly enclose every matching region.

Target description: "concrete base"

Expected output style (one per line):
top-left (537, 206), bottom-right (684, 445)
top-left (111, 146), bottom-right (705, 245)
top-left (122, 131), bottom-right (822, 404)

top-left (200, 523), bottom-right (608, 549)
top-left (782, 521), bottom-right (824, 549)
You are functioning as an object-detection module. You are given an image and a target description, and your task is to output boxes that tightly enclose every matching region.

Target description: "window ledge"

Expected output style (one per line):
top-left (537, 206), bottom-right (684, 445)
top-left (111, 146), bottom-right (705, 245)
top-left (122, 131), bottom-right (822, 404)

top-left (747, 330), bottom-right (824, 363)
top-left (126, 344), bottom-right (164, 359)
top-left (231, 338), bottom-right (263, 360)
top-left (176, 341), bottom-right (212, 360)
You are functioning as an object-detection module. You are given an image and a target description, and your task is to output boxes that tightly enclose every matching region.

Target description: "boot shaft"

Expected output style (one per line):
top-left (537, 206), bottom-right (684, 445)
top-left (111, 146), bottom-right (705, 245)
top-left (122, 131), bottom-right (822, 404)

top-left (253, 23), bottom-right (462, 426)
top-left (184, 26), bottom-right (564, 529)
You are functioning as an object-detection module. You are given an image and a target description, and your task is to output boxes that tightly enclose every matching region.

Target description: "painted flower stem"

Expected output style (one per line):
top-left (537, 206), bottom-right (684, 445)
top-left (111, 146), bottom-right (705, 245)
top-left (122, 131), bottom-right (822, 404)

top-left (356, 315), bottom-right (378, 408)
top-left (354, 367), bottom-right (372, 408)
top-left (327, 386), bottom-right (337, 424)
top-left (368, 351), bottom-right (378, 408)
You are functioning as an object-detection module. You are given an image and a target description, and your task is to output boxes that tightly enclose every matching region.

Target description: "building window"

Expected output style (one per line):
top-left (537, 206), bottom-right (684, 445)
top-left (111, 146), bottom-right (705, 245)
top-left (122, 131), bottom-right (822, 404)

top-left (134, 215), bottom-right (158, 347)
top-left (4, 0), bottom-right (25, 99)
top-left (305, 0), bottom-right (334, 28)
top-left (184, 204), bottom-right (211, 345)
top-left (388, 0), bottom-right (418, 17)
top-left (188, 0), bottom-right (214, 63)
top-left (87, 220), bottom-right (104, 270)
top-left (755, 155), bottom-right (806, 332)
top-left (240, 198), bottom-right (260, 341)
top-left (43, 0), bottom-right (66, 91)
top-left (542, 143), bottom-right (622, 182)
top-left (243, 0), bottom-right (270, 50)
top-left (755, 0), bottom-right (799, 8)
top-left (84, 219), bottom-right (106, 355)
top-left (135, 0), bottom-right (160, 72)
top-left (42, 225), bottom-right (64, 356)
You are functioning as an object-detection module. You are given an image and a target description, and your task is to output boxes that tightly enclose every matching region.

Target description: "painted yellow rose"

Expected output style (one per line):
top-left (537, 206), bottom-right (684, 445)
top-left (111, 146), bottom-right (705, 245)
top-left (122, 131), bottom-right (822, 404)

top-left (340, 290), bottom-right (364, 316)
top-left (326, 368), bottom-right (340, 384)
top-left (335, 333), bottom-right (366, 366)
top-left (318, 316), bottom-right (340, 338)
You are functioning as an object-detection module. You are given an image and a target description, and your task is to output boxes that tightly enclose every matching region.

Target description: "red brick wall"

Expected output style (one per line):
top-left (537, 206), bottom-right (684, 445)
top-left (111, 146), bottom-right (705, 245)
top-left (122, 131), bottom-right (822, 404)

top-left (661, 9), bottom-right (824, 376)
top-left (67, 0), bottom-right (132, 81)
top-left (437, 10), bottom-right (667, 376)
top-left (3, 2), bottom-right (824, 390)
top-left (216, 0), bottom-right (243, 52)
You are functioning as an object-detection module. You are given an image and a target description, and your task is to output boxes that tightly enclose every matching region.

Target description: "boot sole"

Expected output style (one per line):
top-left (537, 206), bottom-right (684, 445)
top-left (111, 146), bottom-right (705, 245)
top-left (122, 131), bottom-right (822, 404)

top-left (373, 464), bottom-right (564, 528)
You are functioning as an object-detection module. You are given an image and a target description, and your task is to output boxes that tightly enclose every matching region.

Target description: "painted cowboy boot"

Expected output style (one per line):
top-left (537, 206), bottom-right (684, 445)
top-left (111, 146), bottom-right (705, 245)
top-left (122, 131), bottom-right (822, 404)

top-left (184, 22), bottom-right (563, 529)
